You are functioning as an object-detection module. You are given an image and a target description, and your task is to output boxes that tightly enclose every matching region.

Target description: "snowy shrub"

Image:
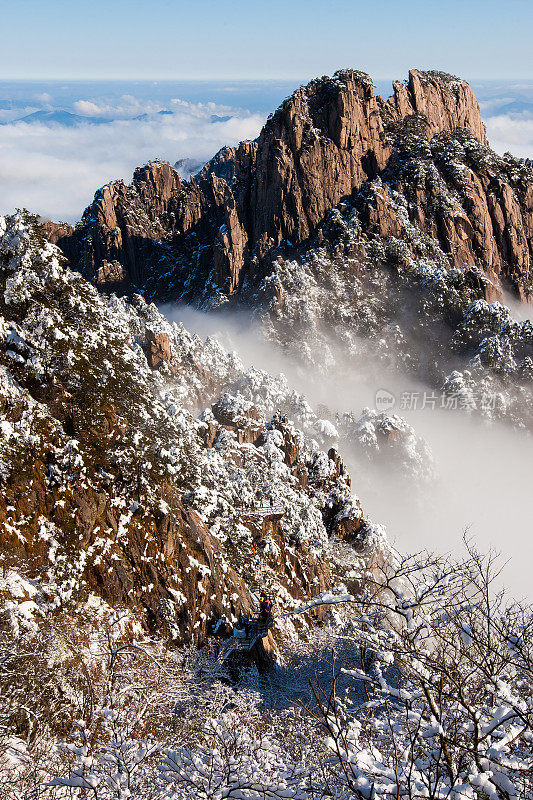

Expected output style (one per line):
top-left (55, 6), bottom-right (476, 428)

top-left (311, 542), bottom-right (533, 800)
top-left (160, 711), bottom-right (312, 799)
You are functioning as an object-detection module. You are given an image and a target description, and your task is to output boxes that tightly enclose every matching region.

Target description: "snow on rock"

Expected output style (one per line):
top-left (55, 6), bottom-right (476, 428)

top-left (0, 212), bottom-right (389, 651)
top-left (339, 408), bottom-right (434, 481)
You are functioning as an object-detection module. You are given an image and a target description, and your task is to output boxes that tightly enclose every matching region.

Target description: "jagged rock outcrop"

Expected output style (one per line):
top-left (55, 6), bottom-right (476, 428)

top-left (385, 69), bottom-right (488, 144)
top-left (47, 68), bottom-right (532, 301)
top-left (358, 132), bottom-right (533, 296)
top-left (145, 327), bottom-right (176, 373)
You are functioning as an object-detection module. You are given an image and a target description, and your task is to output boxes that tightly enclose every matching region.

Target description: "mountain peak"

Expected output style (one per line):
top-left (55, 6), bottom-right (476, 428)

top-left (47, 68), bottom-right (529, 304)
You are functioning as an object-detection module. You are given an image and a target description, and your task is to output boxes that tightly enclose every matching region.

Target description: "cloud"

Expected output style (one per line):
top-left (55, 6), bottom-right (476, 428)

top-left (71, 94), bottom-right (169, 119)
top-left (72, 99), bottom-right (105, 116)
top-left (485, 113), bottom-right (533, 158)
top-left (34, 92), bottom-right (52, 104)
top-left (68, 93), bottom-right (244, 122)
top-left (0, 104), bottom-right (265, 221)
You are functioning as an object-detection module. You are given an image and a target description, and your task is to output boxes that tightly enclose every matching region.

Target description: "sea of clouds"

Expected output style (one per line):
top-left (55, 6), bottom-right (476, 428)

top-left (0, 89), bottom-right (267, 221)
top-left (1, 79), bottom-right (532, 223)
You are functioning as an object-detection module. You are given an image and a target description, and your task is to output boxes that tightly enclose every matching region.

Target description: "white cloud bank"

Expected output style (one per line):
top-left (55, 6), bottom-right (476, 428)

top-left (0, 102), bottom-right (265, 221)
top-left (485, 115), bottom-right (533, 159)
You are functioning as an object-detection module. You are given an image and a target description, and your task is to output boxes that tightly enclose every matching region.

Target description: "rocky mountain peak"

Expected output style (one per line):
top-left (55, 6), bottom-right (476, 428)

top-left (46, 67), bottom-right (529, 306)
top-left (391, 69), bottom-right (488, 144)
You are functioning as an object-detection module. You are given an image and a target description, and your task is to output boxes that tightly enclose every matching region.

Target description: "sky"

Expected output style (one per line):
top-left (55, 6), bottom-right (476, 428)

top-left (2, 0), bottom-right (533, 81)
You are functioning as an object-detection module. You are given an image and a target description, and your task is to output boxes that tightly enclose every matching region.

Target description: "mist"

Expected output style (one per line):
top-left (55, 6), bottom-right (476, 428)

top-left (162, 303), bottom-right (533, 600)
top-left (502, 289), bottom-right (532, 322)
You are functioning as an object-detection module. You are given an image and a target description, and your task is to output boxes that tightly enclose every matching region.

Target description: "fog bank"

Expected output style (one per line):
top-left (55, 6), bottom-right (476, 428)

top-left (162, 303), bottom-right (533, 600)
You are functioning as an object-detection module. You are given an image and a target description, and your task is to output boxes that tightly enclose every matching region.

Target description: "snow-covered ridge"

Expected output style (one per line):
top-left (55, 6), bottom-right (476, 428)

top-left (251, 176), bottom-right (533, 430)
top-left (0, 212), bottom-right (390, 648)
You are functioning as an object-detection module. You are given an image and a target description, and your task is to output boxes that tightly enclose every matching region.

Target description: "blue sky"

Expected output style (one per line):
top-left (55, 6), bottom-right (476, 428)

top-left (3, 0), bottom-right (533, 81)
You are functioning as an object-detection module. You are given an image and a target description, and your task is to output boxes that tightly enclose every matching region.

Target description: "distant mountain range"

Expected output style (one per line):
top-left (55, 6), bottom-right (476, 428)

top-left (1, 108), bottom-right (237, 127)
top-left (1, 109), bottom-right (109, 126)
top-left (495, 99), bottom-right (533, 116)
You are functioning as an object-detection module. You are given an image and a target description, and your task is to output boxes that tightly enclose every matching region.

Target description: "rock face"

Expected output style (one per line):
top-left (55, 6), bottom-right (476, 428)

top-left (387, 70), bottom-right (488, 144)
top-left (145, 327), bottom-right (176, 373)
top-left (360, 133), bottom-right (533, 296)
top-left (48, 68), bottom-right (532, 301)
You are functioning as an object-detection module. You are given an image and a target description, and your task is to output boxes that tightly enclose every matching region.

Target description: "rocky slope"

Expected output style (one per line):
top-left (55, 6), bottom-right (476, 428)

top-left (0, 212), bottom-right (386, 661)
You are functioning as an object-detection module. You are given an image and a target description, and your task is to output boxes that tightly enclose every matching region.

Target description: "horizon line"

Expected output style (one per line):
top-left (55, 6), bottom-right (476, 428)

top-left (1, 75), bottom-right (532, 84)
